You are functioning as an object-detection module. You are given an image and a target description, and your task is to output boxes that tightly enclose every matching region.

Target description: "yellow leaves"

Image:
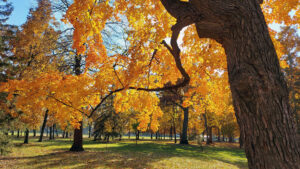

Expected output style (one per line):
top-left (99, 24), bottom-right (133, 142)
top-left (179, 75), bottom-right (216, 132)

top-left (114, 90), bottom-right (163, 132)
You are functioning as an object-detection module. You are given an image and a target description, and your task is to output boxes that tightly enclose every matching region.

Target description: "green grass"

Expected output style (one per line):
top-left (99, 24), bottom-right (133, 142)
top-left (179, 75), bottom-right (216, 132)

top-left (0, 137), bottom-right (248, 169)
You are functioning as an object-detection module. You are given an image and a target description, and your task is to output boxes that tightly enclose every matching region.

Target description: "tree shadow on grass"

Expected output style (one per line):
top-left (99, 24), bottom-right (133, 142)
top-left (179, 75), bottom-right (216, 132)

top-left (1, 140), bottom-right (248, 169)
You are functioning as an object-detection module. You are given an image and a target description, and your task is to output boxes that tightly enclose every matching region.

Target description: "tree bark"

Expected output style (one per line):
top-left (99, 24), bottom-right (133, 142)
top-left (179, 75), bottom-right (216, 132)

top-left (38, 110), bottom-right (48, 142)
top-left (70, 121), bottom-right (84, 152)
top-left (88, 123), bottom-right (91, 138)
top-left (240, 131), bottom-right (244, 149)
top-left (222, 4), bottom-right (300, 169)
top-left (180, 107), bottom-right (189, 144)
top-left (160, 0), bottom-right (300, 168)
top-left (49, 126), bottom-right (53, 140)
top-left (17, 129), bottom-right (19, 138)
top-left (24, 128), bottom-right (29, 144)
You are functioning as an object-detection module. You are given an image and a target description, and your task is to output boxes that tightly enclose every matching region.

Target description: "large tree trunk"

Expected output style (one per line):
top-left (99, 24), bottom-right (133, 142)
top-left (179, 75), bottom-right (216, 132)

top-left (160, 0), bottom-right (300, 168)
top-left (24, 129), bottom-right (29, 144)
top-left (70, 121), bottom-right (84, 152)
top-left (38, 110), bottom-right (48, 142)
top-left (180, 107), bottom-right (189, 144)
top-left (221, 4), bottom-right (300, 169)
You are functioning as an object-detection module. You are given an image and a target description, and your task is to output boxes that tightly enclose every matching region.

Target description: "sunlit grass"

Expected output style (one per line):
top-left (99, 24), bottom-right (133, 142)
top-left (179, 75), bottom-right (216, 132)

top-left (0, 137), bottom-right (248, 169)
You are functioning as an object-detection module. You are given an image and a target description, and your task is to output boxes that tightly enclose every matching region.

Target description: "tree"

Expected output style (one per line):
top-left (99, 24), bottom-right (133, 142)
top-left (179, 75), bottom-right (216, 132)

top-left (65, 0), bottom-right (300, 168)
top-left (277, 26), bottom-right (300, 134)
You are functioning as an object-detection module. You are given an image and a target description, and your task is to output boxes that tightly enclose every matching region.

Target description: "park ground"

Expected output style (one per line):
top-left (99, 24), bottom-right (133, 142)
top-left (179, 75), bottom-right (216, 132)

top-left (0, 137), bottom-right (248, 169)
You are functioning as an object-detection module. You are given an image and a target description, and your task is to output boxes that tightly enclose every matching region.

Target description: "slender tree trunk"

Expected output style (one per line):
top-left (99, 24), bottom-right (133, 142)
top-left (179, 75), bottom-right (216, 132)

top-left (209, 127), bottom-right (213, 144)
top-left (55, 125), bottom-right (58, 137)
top-left (70, 121), bottom-right (84, 151)
top-left (206, 127), bottom-right (213, 145)
top-left (49, 126), bottom-right (53, 140)
top-left (229, 135), bottom-right (234, 143)
top-left (33, 130), bottom-right (36, 137)
top-left (88, 123), bottom-right (91, 138)
top-left (17, 129), bottom-right (19, 138)
top-left (151, 132), bottom-right (153, 140)
top-left (70, 56), bottom-right (84, 151)
top-left (217, 128), bottom-right (221, 142)
top-left (62, 130), bottom-right (65, 138)
top-left (180, 107), bottom-right (189, 144)
top-left (11, 130), bottom-right (14, 136)
top-left (203, 113), bottom-right (211, 145)
top-left (174, 124), bottom-right (177, 143)
top-left (24, 129), bottom-right (29, 144)
top-left (65, 131), bottom-right (68, 138)
top-left (38, 110), bottom-right (48, 142)
top-left (170, 126), bottom-right (173, 140)
top-left (128, 128), bottom-right (130, 139)
top-left (52, 124), bottom-right (55, 139)
top-left (155, 131), bottom-right (158, 140)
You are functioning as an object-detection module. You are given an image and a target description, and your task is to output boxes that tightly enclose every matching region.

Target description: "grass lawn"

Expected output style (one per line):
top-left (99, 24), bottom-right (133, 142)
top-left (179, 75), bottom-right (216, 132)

top-left (0, 137), bottom-right (248, 169)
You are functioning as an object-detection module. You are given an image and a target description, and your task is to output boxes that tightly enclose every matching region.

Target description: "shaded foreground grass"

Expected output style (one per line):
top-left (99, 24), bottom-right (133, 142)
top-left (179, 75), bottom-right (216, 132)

top-left (0, 137), bottom-right (247, 169)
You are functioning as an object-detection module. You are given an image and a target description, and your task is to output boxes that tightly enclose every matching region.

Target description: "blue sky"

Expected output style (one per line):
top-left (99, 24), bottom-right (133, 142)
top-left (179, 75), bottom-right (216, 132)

top-left (7, 0), bottom-right (284, 31)
top-left (7, 0), bottom-right (35, 26)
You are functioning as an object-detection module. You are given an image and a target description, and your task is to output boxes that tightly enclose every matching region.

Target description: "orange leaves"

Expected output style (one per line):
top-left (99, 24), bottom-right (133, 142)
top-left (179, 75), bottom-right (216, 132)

top-left (65, 0), bottom-right (113, 67)
top-left (262, 0), bottom-right (299, 25)
top-left (114, 90), bottom-right (163, 132)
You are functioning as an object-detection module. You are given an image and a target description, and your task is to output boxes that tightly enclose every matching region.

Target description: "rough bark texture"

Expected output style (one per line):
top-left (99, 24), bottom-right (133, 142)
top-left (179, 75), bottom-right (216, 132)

top-left (38, 110), bottom-right (48, 142)
top-left (160, 0), bottom-right (300, 168)
top-left (180, 107), bottom-right (189, 144)
top-left (70, 121), bottom-right (84, 152)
